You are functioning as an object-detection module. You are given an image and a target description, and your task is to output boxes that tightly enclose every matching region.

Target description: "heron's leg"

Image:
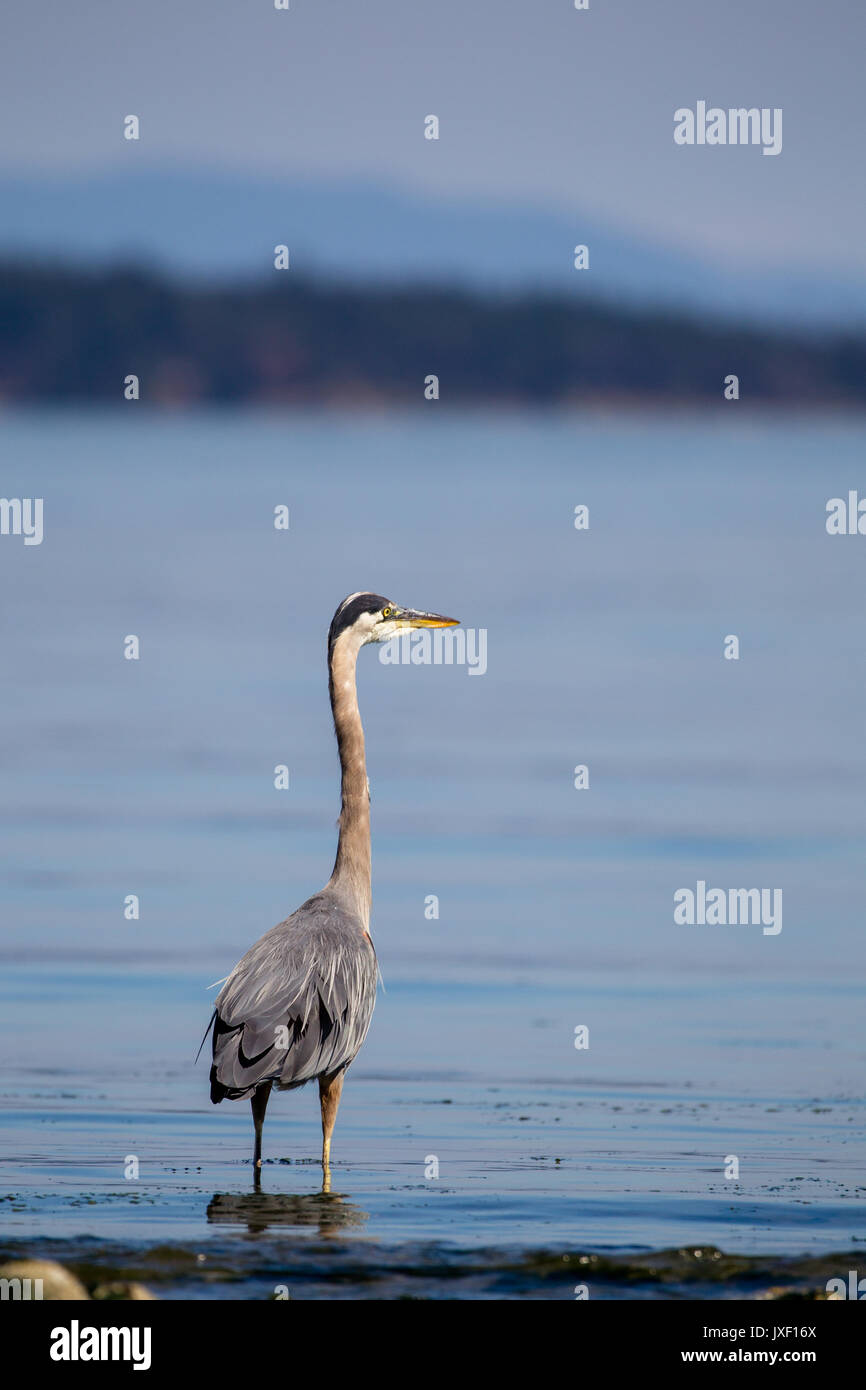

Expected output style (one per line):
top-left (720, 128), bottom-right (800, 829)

top-left (251, 1080), bottom-right (272, 1187)
top-left (318, 1070), bottom-right (345, 1177)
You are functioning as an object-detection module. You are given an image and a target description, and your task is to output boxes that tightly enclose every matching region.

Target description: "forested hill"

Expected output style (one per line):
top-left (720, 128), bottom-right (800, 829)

top-left (1, 262), bottom-right (864, 407)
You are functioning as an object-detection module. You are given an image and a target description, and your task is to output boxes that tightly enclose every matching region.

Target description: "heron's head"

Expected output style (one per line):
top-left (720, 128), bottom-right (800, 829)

top-left (328, 592), bottom-right (459, 655)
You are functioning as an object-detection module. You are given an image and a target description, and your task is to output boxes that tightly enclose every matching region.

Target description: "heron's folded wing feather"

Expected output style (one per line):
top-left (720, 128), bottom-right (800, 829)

top-left (209, 896), bottom-right (377, 1101)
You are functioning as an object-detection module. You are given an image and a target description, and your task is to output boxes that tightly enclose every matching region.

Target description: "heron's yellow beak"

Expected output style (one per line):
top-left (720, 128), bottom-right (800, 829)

top-left (397, 607), bottom-right (460, 629)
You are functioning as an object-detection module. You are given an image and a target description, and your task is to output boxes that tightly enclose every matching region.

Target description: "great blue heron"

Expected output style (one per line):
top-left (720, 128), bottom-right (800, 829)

top-left (207, 593), bottom-right (458, 1184)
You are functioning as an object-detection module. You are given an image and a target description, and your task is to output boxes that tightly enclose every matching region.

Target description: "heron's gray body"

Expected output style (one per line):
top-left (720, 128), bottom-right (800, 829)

top-left (205, 591), bottom-right (457, 1179)
top-left (209, 890), bottom-right (377, 1101)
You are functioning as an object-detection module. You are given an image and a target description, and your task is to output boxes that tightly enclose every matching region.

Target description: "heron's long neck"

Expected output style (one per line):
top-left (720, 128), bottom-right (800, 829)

top-left (327, 633), bottom-right (371, 925)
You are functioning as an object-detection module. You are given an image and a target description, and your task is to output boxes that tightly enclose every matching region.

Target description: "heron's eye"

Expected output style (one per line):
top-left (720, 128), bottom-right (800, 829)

top-left (382, 607), bottom-right (393, 618)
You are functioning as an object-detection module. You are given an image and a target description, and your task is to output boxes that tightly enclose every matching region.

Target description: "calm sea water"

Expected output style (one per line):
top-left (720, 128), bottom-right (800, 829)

top-left (1, 408), bottom-right (864, 1297)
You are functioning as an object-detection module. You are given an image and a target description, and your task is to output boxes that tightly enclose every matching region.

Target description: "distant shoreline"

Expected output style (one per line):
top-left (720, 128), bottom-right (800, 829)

top-left (3, 261), bottom-right (865, 409)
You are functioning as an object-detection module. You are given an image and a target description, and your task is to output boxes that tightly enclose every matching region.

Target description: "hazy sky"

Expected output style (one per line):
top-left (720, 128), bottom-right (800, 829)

top-left (2, 0), bottom-right (863, 271)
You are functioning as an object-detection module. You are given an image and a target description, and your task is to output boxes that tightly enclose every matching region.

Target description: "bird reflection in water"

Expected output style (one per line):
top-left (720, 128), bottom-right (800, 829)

top-left (206, 1182), bottom-right (367, 1237)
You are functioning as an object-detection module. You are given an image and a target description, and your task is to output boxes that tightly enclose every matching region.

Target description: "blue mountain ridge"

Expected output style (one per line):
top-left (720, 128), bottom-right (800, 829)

top-left (2, 166), bottom-right (864, 329)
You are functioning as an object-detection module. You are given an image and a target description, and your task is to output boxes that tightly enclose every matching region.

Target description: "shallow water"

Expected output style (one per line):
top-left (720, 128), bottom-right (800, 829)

top-left (0, 961), bottom-right (863, 1296)
top-left (1, 409), bottom-right (864, 1295)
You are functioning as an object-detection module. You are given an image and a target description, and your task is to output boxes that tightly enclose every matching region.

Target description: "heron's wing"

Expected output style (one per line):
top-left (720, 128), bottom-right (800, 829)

top-left (209, 894), bottom-right (377, 1102)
